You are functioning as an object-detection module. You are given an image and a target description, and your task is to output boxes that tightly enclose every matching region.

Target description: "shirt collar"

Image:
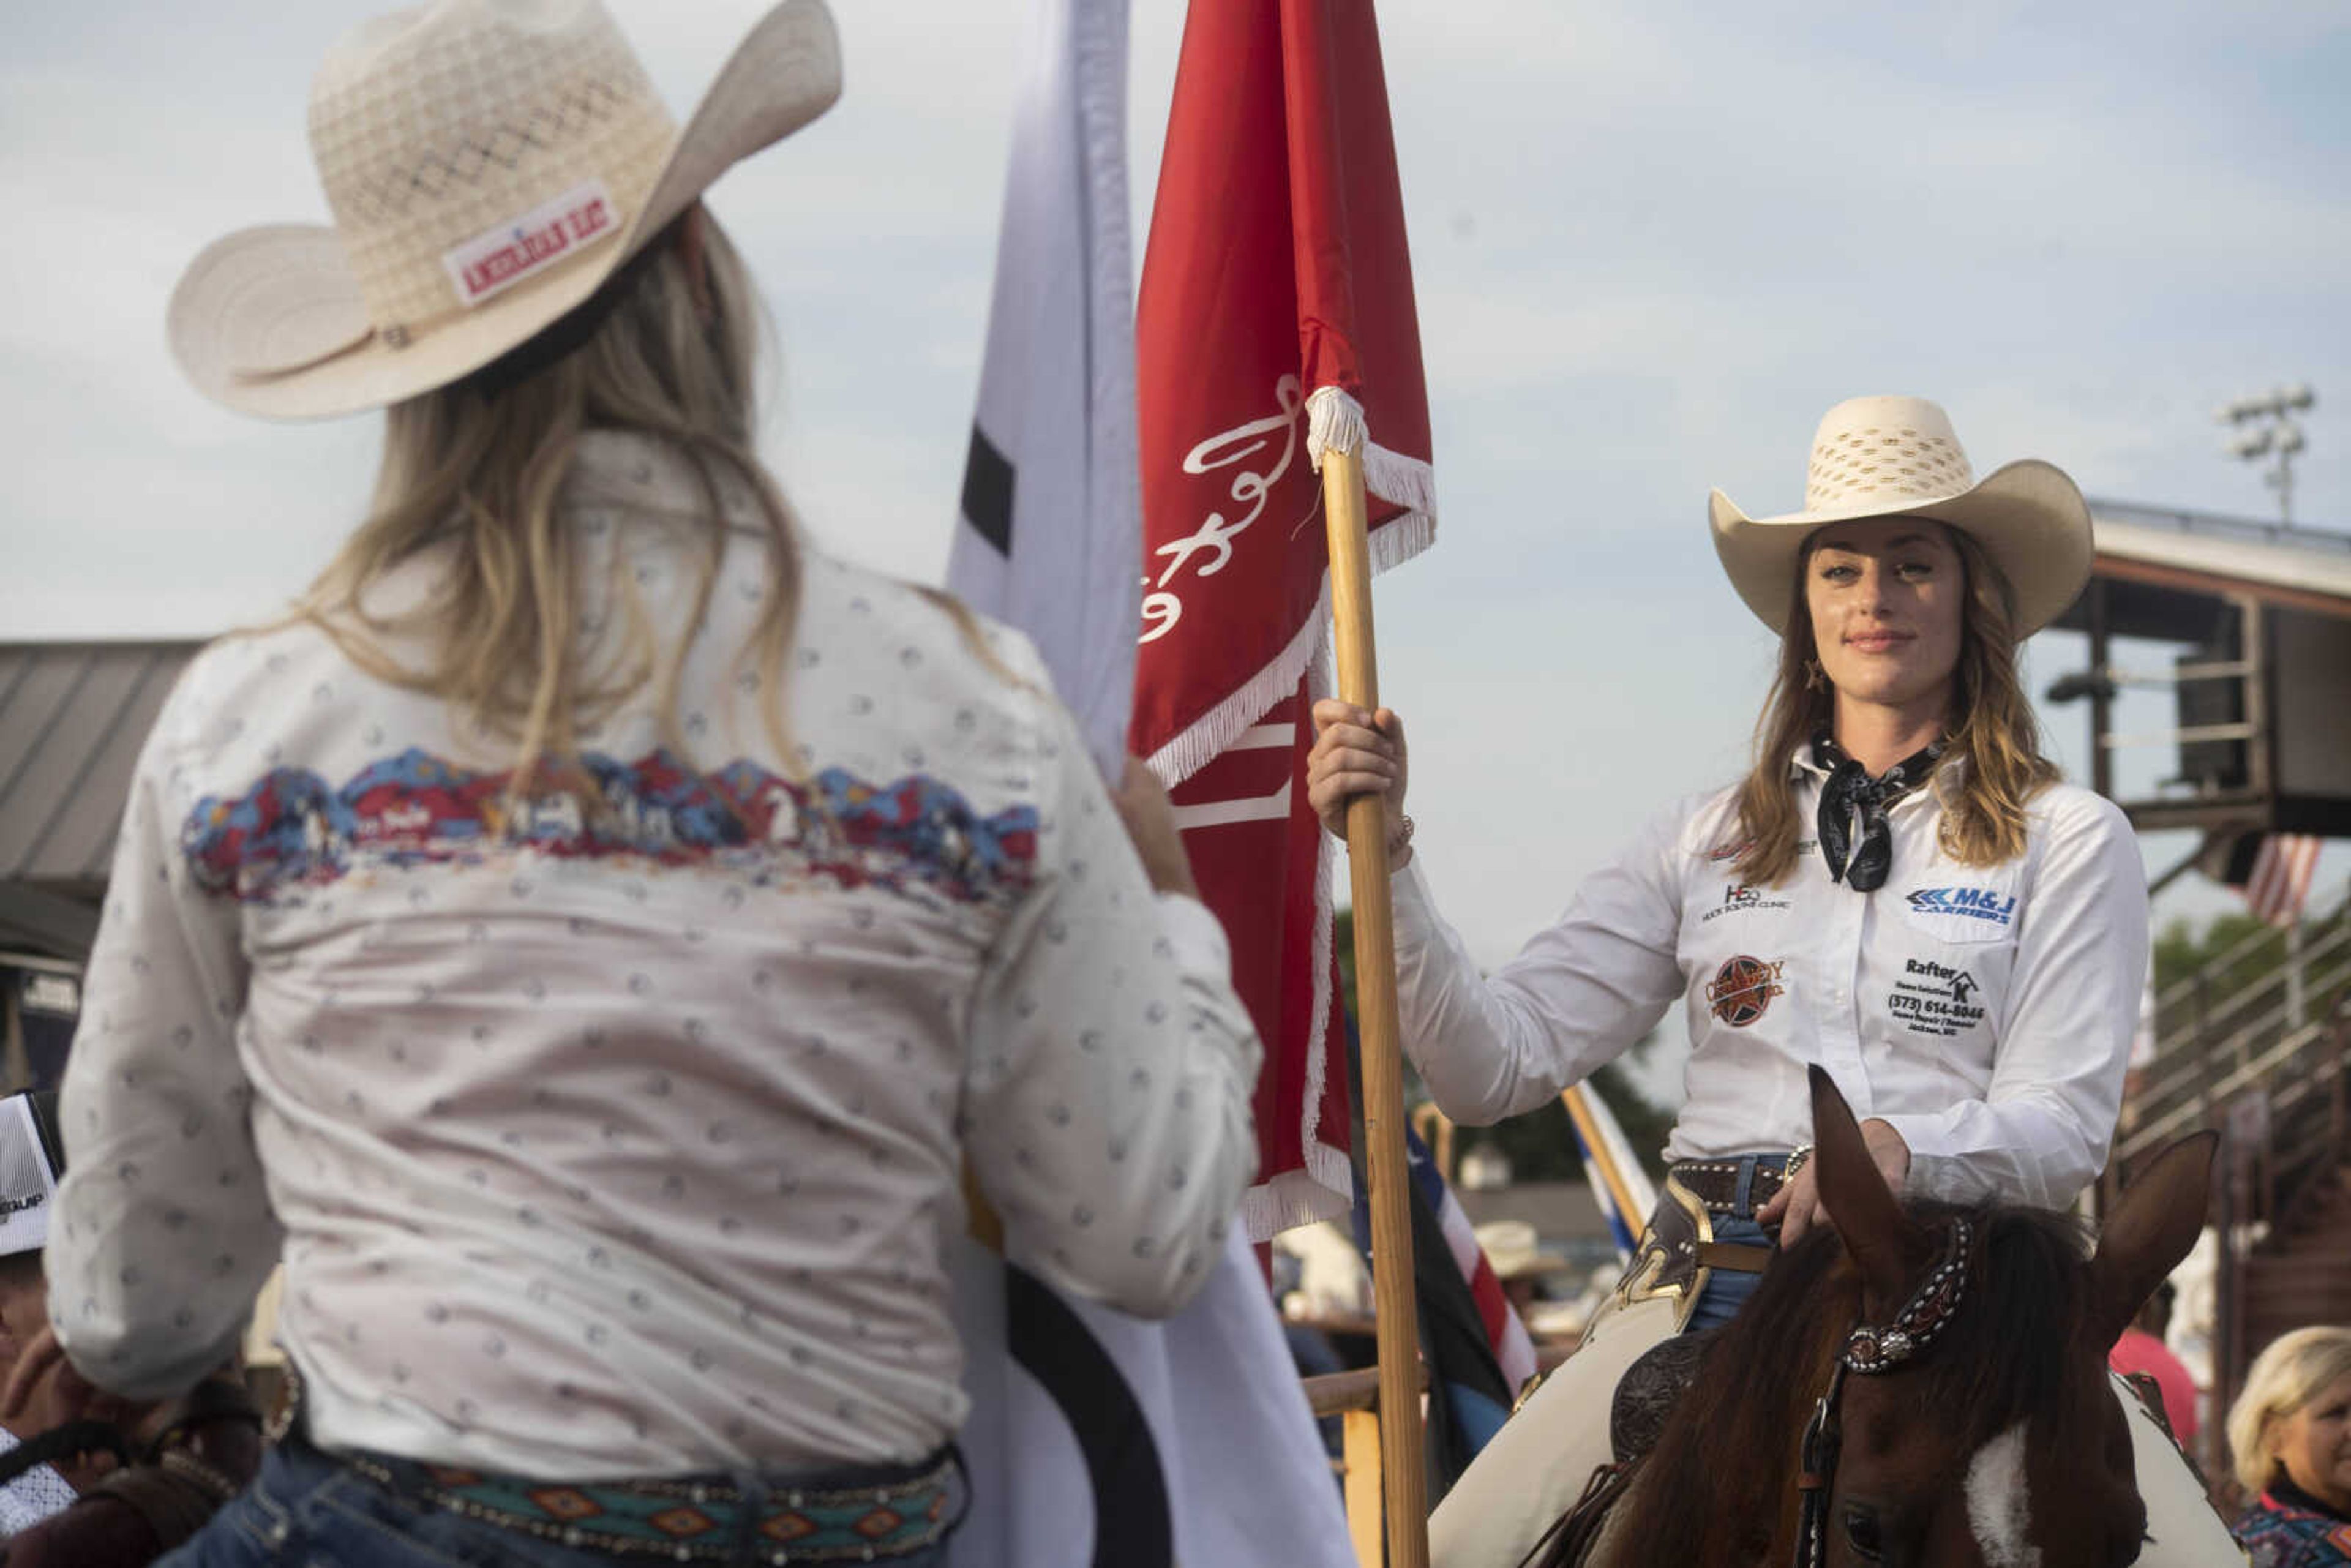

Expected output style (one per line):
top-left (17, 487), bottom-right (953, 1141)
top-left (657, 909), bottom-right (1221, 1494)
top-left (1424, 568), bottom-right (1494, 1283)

top-left (562, 429), bottom-right (771, 536)
top-left (2265, 1472), bottom-right (2349, 1522)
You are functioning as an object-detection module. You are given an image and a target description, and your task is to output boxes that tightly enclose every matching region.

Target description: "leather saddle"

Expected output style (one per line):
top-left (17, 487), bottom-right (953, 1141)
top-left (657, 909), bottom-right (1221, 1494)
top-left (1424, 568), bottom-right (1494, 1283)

top-left (1518, 1330), bottom-right (1714, 1568)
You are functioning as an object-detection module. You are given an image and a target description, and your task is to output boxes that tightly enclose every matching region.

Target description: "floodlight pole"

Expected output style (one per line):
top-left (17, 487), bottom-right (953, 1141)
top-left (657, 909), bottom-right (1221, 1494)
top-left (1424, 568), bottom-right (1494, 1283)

top-left (2217, 385), bottom-right (2315, 527)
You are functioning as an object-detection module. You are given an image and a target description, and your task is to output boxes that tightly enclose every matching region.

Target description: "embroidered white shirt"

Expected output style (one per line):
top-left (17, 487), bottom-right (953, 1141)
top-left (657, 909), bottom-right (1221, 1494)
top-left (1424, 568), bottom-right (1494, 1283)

top-left (1390, 765), bottom-right (2148, 1208)
top-left (47, 432), bottom-right (1261, 1477)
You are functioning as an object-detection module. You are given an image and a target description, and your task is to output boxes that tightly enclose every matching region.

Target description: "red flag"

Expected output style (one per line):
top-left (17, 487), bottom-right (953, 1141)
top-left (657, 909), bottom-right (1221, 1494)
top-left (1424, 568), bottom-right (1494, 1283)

top-left (1131, 0), bottom-right (1434, 1237)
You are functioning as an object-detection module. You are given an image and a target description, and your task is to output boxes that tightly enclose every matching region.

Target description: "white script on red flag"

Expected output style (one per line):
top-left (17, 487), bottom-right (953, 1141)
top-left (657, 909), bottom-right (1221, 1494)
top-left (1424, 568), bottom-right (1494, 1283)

top-left (1139, 375), bottom-right (1306, 645)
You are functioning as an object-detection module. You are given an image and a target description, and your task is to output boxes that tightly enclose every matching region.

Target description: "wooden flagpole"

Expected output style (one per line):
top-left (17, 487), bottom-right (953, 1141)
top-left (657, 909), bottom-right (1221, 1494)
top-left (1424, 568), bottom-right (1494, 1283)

top-left (1559, 1085), bottom-right (1644, 1242)
top-left (1322, 443), bottom-right (1430, 1568)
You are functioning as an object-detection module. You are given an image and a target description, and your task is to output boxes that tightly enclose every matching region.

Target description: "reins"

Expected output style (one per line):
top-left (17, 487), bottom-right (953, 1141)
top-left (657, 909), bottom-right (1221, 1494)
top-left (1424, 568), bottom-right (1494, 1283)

top-left (1792, 1216), bottom-right (1974, 1568)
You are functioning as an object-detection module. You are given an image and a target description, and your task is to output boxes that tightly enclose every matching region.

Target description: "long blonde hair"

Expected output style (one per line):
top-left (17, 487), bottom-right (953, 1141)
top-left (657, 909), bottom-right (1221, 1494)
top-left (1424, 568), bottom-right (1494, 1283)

top-left (1731, 526), bottom-right (2060, 887)
top-left (294, 208), bottom-right (801, 789)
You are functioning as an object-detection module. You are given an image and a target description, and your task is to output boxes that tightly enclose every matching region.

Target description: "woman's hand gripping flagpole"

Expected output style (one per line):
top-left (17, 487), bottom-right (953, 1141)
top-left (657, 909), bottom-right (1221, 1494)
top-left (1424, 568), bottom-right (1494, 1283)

top-left (1319, 426), bottom-right (1431, 1568)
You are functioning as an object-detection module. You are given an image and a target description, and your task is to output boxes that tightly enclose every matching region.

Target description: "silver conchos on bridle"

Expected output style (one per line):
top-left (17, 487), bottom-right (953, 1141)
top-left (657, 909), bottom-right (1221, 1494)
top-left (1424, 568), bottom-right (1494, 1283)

top-left (1794, 1217), bottom-right (1975, 1567)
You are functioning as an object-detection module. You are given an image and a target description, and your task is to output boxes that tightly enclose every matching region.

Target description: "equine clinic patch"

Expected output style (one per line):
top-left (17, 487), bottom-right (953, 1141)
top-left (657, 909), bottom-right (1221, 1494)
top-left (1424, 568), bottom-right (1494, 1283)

top-left (1701, 883), bottom-right (1792, 923)
top-left (1705, 955), bottom-right (1784, 1027)
top-left (443, 179), bottom-right (620, 307)
top-left (1887, 957), bottom-right (1985, 1039)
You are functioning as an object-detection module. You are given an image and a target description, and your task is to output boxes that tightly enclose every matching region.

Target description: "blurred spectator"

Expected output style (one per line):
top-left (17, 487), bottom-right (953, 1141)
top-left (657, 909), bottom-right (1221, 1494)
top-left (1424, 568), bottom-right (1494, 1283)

top-left (1472, 1221), bottom-right (1563, 1319)
top-left (1473, 1220), bottom-right (1594, 1341)
top-left (0, 1090), bottom-right (95, 1530)
top-left (2226, 1326), bottom-right (2351, 1566)
top-left (2110, 1280), bottom-right (2200, 1444)
top-left (0, 1090), bottom-right (261, 1565)
top-left (1274, 1220), bottom-right (1375, 1322)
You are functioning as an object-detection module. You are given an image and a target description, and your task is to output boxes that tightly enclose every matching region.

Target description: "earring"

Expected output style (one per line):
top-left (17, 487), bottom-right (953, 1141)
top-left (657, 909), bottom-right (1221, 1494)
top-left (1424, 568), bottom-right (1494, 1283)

top-left (1803, 659), bottom-right (1828, 692)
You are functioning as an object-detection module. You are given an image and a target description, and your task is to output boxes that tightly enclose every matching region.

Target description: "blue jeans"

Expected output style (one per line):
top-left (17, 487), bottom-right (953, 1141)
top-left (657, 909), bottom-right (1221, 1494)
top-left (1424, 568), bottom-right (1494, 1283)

top-left (156, 1435), bottom-right (954, 1568)
top-left (1684, 1214), bottom-right (1774, 1332)
top-left (1673, 1152), bottom-right (1787, 1334)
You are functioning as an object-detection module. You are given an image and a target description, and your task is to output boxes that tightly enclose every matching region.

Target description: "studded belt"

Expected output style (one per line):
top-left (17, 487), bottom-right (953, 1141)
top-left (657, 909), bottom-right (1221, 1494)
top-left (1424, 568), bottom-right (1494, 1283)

top-left (1666, 1154), bottom-right (1799, 1218)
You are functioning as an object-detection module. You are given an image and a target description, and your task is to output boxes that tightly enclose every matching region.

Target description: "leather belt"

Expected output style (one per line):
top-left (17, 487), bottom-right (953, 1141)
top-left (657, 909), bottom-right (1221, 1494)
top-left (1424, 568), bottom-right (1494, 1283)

top-left (1667, 1158), bottom-right (1788, 1217)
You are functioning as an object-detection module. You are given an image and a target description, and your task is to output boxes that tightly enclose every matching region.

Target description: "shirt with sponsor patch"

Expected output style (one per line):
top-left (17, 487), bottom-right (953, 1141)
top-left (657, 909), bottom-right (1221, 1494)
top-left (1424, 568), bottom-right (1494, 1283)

top-left (1390, 757), bottom-right (2147, 1208)
top-left (46, 431), bottom-right (1261, 1479)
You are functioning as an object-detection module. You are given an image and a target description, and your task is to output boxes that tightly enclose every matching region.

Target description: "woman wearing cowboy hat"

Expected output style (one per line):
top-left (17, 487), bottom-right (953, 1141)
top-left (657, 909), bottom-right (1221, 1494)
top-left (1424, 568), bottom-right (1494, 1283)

top-left (1309, 395), bottom-right (2233, 1565)
top-left (44, 3), bottom-right (1262, 1565)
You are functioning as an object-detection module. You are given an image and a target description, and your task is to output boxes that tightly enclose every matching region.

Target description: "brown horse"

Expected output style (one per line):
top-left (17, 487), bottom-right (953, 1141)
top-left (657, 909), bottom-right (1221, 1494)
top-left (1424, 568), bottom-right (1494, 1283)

top-left (1570, 1068), bottom-right (2215, 1567)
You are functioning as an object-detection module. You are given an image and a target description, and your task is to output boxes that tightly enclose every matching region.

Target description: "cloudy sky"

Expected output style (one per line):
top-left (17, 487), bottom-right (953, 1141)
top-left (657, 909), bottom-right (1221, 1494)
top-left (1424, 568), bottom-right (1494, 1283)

top-left (4, 1), bottom-right (2345, 1096)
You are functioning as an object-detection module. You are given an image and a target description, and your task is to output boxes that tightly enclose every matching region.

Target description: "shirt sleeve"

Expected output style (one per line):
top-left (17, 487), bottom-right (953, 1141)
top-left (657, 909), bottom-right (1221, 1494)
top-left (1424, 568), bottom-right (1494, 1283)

top-left (1871, 790), bottom-right (2149, 1207)
top-left (1389, 800), bottom-right (1691, 1124)
top-left (47, 673), bottom-right (280, 1401)
top-left (960, 697), bottom-right (1261, 1321)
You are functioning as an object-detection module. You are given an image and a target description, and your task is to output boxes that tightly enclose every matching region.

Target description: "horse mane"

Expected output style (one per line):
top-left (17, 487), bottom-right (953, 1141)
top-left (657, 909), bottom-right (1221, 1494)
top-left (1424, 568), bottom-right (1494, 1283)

top-left (1597, 1199), bottom-right (2099, 1563)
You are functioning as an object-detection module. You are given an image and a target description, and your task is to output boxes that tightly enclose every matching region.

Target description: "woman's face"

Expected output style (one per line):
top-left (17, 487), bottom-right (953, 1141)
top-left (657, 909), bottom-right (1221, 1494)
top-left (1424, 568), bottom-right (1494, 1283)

top-left (1804, 519), bottom-right (1967, 719)
top-left (2271, 1370), bottom-right (2351, 1514)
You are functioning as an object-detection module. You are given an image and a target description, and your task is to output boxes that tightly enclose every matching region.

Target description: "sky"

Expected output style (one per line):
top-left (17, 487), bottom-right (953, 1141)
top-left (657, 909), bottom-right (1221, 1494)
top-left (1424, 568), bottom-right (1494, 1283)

top-left (3, 1), bottom-right (2347, 1105)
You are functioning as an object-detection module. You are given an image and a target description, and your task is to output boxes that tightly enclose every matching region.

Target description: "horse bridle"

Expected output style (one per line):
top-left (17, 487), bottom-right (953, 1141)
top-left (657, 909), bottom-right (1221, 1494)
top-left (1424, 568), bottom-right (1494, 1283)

top-left (1793, 1217), bottom-right (1974, 1568)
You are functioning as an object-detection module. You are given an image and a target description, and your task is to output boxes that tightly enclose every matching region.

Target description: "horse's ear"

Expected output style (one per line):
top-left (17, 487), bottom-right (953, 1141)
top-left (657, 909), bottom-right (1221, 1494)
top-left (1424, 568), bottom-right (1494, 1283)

top-left (1807, 1065), bottom-right (1924, 1307)
top-left (2087, 1131), bottom-right (2216, 1349)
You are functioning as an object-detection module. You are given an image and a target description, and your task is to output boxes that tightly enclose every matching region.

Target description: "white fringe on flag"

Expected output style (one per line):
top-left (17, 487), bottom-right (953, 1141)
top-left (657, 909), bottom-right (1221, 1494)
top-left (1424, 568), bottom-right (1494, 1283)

top-left (1305, 384), bottom-right (1439, 546)
top-left (1237, 645), bottom-right (1355, 1240)
top-left (1150, 389), bottom-right (1434, 1234)
top-left (1146, 579), bottom-right (1330, 789)
top-left (1144, 397), bottom-right (1438, 790)
top-left (1305, 384), bottom-right (1368, 467)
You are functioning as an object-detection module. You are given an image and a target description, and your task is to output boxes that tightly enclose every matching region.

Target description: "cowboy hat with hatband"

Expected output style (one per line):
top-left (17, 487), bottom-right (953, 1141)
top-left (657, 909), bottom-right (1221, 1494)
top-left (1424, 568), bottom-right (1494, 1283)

top-left (168, 0), bottom-right (839, 422)
top-left (1709, 394), bottom-right (2093, 639)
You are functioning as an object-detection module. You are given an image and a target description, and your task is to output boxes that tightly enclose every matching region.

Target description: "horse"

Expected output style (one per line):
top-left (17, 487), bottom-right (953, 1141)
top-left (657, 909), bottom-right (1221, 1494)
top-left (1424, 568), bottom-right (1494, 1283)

top-left (1545, 1067), bottom-right (2218, 1567)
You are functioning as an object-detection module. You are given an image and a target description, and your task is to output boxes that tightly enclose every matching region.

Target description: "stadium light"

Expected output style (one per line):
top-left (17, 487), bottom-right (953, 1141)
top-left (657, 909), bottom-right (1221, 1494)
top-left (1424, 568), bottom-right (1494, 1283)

top-left (2216, 384), bottom-right (2316, 524)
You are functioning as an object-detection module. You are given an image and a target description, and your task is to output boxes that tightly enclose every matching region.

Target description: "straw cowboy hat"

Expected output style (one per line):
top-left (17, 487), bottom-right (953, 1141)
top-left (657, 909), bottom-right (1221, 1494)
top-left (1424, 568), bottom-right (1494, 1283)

top-left (1709, 395), bottom-right (2094, 638)
top-left (167, 0), bottom-right (841, 421)
top-left (1474, 1220), bottom-right (1566, 1283)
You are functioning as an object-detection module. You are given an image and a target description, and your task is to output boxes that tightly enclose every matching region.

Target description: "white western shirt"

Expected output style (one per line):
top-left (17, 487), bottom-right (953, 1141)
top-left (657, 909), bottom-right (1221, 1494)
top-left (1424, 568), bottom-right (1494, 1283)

top-left (47, 432), bottom-right (1262, 1477)
top-left (1391, 763), bottom-right (2148, 1208)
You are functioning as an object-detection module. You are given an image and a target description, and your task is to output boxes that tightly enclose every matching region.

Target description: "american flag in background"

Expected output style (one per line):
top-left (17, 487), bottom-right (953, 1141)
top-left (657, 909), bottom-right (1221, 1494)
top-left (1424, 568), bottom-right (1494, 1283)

top-left (1405, 1119), bottom-right (1539, 1399)
top-left (2244, 833), bottom-right (2323, 928)
top-left (1345, 1071), bottom-right (1535, 1502)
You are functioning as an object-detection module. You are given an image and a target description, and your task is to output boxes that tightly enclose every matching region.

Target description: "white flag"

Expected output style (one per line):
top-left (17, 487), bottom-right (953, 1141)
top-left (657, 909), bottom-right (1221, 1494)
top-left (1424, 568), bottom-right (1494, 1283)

top-left (945, 0), bottom-right (1138, 773)
top-left (944, 2), bottom-right (1353, 1564)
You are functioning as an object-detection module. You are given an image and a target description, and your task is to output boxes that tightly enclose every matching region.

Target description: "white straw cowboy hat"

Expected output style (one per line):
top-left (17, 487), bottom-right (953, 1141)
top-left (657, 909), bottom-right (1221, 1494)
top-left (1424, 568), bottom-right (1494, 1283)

top-left (1474, 1220), bottom-right (1565, 1283)
top-left (1709, 395), bottom-right (2094, 638)
top-left (168, 0), bottom-right (841, 421)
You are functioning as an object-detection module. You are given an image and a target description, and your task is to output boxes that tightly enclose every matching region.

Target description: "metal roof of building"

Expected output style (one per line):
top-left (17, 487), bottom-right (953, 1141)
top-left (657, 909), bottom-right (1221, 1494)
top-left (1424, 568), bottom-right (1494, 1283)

top-left (0, 641), bottom-right (200, 882)
top-left (2088, 500), bottom-right (2351, 610)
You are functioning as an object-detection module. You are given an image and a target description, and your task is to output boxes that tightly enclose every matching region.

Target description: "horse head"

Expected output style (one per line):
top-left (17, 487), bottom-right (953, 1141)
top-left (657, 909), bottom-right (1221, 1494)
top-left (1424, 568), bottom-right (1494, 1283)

top-left (1595, 1068), bottom-right (2214, 1567)
top-left (1798, 1065), bottom-right (2214, 1567)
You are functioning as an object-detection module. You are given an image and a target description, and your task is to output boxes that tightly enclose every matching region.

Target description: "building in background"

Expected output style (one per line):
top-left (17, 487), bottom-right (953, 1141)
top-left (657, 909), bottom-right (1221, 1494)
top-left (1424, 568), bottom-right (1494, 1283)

top-left (0, 641), bottom-right (197, 1092)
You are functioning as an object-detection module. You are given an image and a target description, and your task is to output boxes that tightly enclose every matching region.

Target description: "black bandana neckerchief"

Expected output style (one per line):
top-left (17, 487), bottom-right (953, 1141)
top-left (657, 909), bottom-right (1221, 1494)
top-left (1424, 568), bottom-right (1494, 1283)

top-left (1812, 733), bottom-right (1944, 893)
